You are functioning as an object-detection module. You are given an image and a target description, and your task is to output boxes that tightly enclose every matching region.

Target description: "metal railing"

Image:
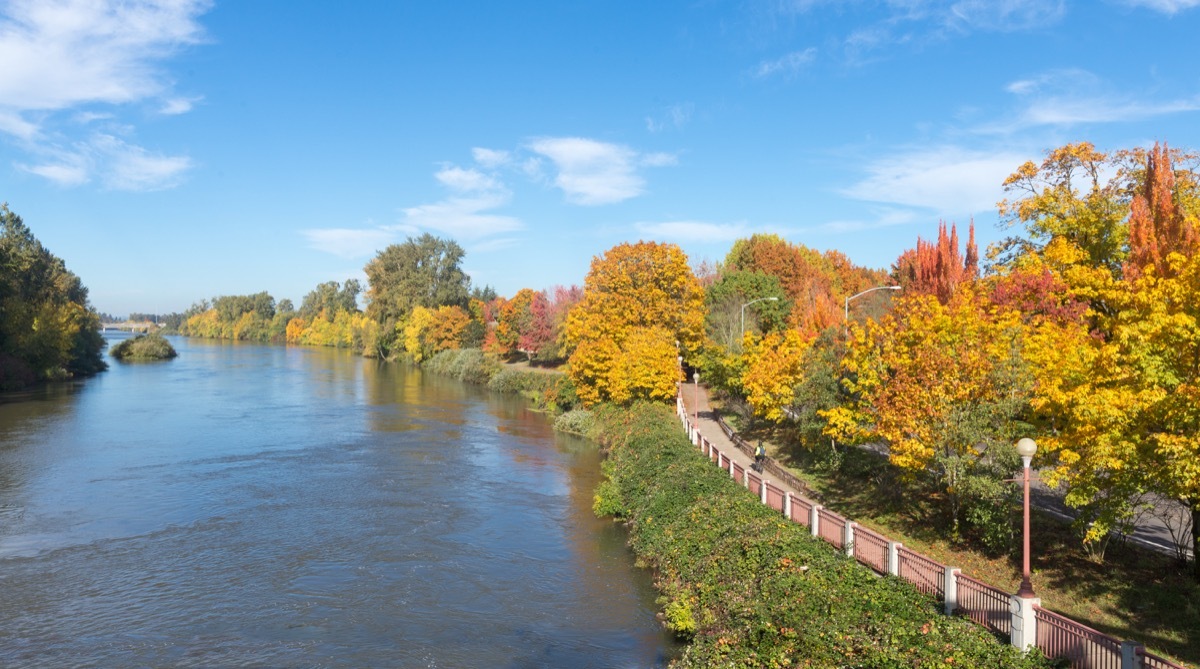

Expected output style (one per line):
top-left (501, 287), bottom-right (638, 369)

top-left (853, 525), bottom-right (889, 573)
top-left (1035, 606), bottom-right (1122, 669)
top-left (675, 394), bottom-right (1190, 669)
top-left (956, 573), bottom-right (1012, 638)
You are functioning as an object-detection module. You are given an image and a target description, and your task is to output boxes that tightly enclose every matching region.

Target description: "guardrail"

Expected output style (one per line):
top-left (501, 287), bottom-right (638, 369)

top-left (674, 394), bottom-right (1189, 669)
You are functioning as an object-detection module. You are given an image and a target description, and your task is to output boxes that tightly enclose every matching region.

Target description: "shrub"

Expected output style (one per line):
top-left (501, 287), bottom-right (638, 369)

top-left (553, 408), bottom-right (595, 436)
top-left (591, 402), bottom-right (1052, 668)
top-left (110, 333), bottom-right (178, 361)
top-left (426, 348), bottom-right (500, 385)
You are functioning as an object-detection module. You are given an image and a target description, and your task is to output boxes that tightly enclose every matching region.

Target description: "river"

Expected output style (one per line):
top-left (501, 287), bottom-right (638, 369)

top-left (0, 334), bottom-right (677, 668)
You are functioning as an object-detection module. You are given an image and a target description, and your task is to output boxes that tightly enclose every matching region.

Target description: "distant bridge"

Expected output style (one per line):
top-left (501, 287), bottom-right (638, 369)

top-left (101, 321), bottom-right (163, 332)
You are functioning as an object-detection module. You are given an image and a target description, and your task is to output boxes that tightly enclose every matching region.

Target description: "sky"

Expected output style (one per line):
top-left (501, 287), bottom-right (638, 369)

top-left (3, 0), bottom-right (1200, 317)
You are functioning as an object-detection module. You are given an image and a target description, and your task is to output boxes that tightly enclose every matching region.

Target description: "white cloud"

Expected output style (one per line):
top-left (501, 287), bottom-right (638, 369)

top-left (160, 96), bottom-right (201, 115)
top-left (0, 0), bottom-right (209, 114)
top-left (753, 48), bottom-right (817, 78)
top-left (93, 134), bottom-right (191, 191)
top-left (472, 147), bottom-right (511, 168)
top-left (818, 208), bottom-right (919, 234)
top-left (402, 193), bottom-right (523, 240)
top-left (527, 137), bottom-right (674, 205)
top-left (986, 69), bottom-right (1200, 132)
top-left (18, 133), bottom-right (191, 191)
top-left (300, 228), bottom-right (397, 259)
top-left (946, 0), bottom-right (1066, 32)
top-left (0, 0), bottom-right (209, 190)
top-left (21, 161), bottom-right (89, 186)
top-left (435, 166), bottom-right (500, 192)
top-left (635, 220), bottom-right (750, 243)
top-left (646, 102), bottom-right (694, 132)
top-left (1117, 0), bottom-right (1200, 14)
top-left (841, 146), bottom-right (1030, 215)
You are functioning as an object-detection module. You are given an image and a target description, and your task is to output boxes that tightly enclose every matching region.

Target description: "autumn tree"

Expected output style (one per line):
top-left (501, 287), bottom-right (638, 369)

top-left (892, 221), bottom-right (978, 304)
top-left (995, 142), bottom-right (1129, 275)
top-left (520, 291), bottom-right (555, 360)
top-left (564, 241), bottom-right (704, 405)
top-left (1028, 251), bottom-right (1200, 574)
top-left (494, 288), bottom-right (534, 357)
top-left (824, 287), bottom-right (1031, 547)
top-left (1125, 142), bottom-right (1200, 281)
top-left (740, 330), bottom-right (813, 422)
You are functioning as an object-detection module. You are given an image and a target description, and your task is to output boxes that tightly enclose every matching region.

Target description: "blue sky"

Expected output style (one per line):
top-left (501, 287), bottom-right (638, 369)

top-left (3, 0), bottom-right (1200, 316)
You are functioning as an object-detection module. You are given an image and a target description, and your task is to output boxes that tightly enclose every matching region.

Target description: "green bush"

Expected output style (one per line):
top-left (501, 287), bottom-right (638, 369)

top-left (591, 402), bottom-right (1052, 668)
top-left (425, 348), bottom-right (500, 385)
top-left (487, 368), bottom-right (550, 394)
top-left (553, 408), bottom-right (595, 436)
top-left (110, 333), bottom-right (178, 361)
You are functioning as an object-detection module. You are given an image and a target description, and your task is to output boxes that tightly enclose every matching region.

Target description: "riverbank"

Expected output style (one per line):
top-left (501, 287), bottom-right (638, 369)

top-left (589, 401), bottom-right (1051, 667)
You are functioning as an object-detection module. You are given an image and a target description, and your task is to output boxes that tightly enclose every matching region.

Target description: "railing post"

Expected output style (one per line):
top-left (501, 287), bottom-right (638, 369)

top-left (1009, 596), bottom-right (1040, 653)
top-left (729, 456), bottom-right (735, 479)
top-left (844, 521), bottom-right (856, 557)
top-left (944, 567), bottom-right (961, 616)
top-left (887, 541), bottom-right (902, 576)
top-left (1120, 641), bottom-right (1138, 669)
top-left (810, 505), bottom-right (821, 538)
top-left (743, 465), bottom-right (751, 488)
top-left (783, 492), bottom-right (792, 519)
top-left (760, 480), bottom-right (769, 504)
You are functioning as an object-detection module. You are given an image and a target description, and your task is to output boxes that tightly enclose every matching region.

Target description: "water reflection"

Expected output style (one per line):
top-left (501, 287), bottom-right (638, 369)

top-left (0, 335), bottom-right (676, 667)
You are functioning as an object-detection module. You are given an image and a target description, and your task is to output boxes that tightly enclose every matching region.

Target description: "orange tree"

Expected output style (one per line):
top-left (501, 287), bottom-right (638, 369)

top-left (563, 241), bottom-right (704, 406)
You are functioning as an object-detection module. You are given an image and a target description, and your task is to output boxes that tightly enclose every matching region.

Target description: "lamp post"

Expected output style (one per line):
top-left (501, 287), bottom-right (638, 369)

top-left (693, 371), bottom-right (700, 424)
top-left (1015, 437), bottom-right (1038, 598)
top-left (740, 296), bottom-right (780, 337)
top-left (844, 285), bottom-right (902, 322)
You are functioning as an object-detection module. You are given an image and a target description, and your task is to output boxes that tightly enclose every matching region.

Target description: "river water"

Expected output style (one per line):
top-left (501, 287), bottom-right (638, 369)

top-left (0, 334), bottom-right (676, 668)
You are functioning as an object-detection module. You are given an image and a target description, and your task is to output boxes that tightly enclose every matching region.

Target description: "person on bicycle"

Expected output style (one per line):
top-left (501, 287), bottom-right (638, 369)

top-left (754, 441), bottom-right (766, 472)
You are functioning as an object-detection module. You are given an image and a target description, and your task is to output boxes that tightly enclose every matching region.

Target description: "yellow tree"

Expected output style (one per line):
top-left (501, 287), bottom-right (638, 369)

top-left (564, 241), bottom-right (705, 405)
top-left (824, 286), bottom-right (1031, 536)
top-left (740, 330), bottom-right (813, 422)
top-left (1028, 252), bottom-right (1200, 574)
top-left (426, 305), bottom-right (469, 353)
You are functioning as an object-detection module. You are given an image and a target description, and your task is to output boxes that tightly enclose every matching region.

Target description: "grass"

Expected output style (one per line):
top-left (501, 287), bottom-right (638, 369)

top-left (720, 407), bottom-right (1199, 667)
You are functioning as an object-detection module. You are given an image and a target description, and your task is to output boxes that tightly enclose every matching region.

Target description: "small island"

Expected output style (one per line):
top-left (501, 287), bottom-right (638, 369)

top-left (110, 332), bottom-right (178, 362)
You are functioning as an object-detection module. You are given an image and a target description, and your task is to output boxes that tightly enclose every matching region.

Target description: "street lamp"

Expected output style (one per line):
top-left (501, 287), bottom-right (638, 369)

top-left (740, 296), bottom-right (781, 336)
top-left (844, 285), bottom-right (902, 322)
top-left (1015, 437), bottom-right (1038, 598)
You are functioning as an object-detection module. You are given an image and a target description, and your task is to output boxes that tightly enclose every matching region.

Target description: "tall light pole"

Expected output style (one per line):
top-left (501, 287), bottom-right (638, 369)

top-left (844, 285), bottom-right (902, 322)
top-left (740, 296), bottom-right (780, 337)
top-left (1015, 437), bottom-right (1038, 598)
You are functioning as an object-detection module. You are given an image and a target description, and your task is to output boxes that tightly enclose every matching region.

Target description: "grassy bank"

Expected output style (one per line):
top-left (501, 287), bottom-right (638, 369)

top-left (590, 402), bottom-right (1052, 668)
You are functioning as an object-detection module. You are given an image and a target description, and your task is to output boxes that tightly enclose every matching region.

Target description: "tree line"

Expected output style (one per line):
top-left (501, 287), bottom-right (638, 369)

top-left (0, 204), bottom-right (106, 391)
top-left (163, 140), bottom-right (1200, 580)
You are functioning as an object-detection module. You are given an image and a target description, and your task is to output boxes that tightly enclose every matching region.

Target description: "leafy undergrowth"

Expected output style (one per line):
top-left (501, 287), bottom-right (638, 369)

top-left (591, 402), bottom-right (1053, 668)
top-left (762, 432), bottom-right (1199, 667)
top-left (110, 332), bottom-right (177, 361)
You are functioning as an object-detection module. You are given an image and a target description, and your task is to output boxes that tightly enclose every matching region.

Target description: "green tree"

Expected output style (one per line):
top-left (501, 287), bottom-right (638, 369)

top-left (704, 270), bottom-right (789, 351)
top-left (364, 234), bottom-right (470, 354)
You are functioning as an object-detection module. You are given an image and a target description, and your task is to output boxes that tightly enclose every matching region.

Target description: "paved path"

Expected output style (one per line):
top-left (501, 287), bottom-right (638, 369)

top-left (679, 381), bottom-right (805, 500)
top-left (682, 382), bottom-right (1192, 561)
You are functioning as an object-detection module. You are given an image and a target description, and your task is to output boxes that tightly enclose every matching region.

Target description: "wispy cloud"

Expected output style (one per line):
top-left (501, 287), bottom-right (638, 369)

top-left (1117, 0), bottom-right (1200, 14)
top-left (0, 0), bottom-right (210, 187)
top-left (983, 68), bottom-right (1200, 132)
top-left (841, 145), bottom-right (1030, 215)
top-left (402, 191), bottom-right (523, 241)
top-left (753, 48), bottom-right (817, 78)
top-left (471, 147), bottom-right (511, 168)
top-left (17, 133), bottom-right (192, 191)
top-left (527, 137), bottom-right (675, 205)
top-left (300, 228), bottom-right (398, 259)
top-left (634, 220), bottom-right (751, 243)
top-left (645, 102), bottom-right (694, 133)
